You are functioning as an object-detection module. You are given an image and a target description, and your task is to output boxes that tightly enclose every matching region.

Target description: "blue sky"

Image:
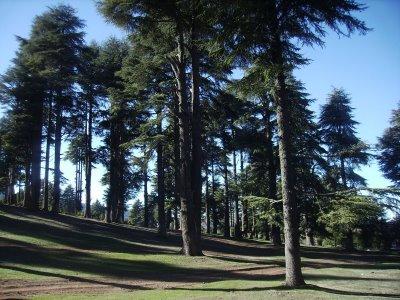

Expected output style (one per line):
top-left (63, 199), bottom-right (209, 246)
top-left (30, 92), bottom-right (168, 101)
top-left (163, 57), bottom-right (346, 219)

top-left (0, 0), bottom-right (399, 205)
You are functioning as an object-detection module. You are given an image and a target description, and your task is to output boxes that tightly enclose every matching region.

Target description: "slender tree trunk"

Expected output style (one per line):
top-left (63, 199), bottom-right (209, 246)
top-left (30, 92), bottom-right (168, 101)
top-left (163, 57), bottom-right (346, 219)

top-left (84, 96), bottom-right (93, 218)
top-left (240, 150), bottom-right (249, 236)
top-left (211, 159), bottom-right (218, 234)
top-left (7, 167), bottom-right (16, 204)
top-left (143, 167), bottom-right (149, 227)
top-left (205, 163), bottom-right (210, 234)
top-left (173, 93), bottom-right (181, 231)
top-left (52, 99), bottom-right (62, 214)
top-left (23, 163), bottom-right (31, 208)
top-left (223, 155), bottom-right (230, 238)
top-left (43, 98), bottom-right (52, 211)
top-left (265, 102), bottom-right (282, 246)
top-left (157, 110), bottom-right (166, 237)
top-left (232, 145), bottom-right (241, 238)
top-left (30, 98), bottom-right (44, 210)
top-left (340, 157), bottom-right (347, 188)
top-left (190, 26), bottom-right (202, 246)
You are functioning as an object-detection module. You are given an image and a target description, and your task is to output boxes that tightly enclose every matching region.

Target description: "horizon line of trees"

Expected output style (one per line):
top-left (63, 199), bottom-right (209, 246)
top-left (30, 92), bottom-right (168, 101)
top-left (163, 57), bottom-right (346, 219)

top-left (0, 1), bottom-right (399, 288)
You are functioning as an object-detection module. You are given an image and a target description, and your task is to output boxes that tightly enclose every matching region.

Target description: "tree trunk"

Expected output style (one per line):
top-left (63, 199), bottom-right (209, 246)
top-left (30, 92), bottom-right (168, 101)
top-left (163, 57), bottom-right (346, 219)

top-left (143, 167), bottom-right (149, 227)
top-left (173, 93), bottom-right (180, 231)
top-left (269, 3), bottom-right (305, 283)
top-left (43, 98), bottom-right (52, 211)
top-left (52, 99), bottom-right (62, 214)
top-left (7, 167), bottom-right (16, 204)
top-left (211, 159), bottom-right (218, 234)
top-left (157, 110), bottom-right (166, 237)
top-left (265, 101), bottom-right (282, 246)
top-left (232, 146), bottom-right (241, 238)
top-left (223, 155), bottom-right (230, 238)
top-left (190, 26), bottom-right (202, 246)
top-left (205, 163), bottom-right (210, 234)
top-left (344, 229), bottom-right (354, 250)
top-left (84, 95), bottom-right (93, 218)
top-left (274, 66), bottom-right (305, 287)
top-left (30, 97), bottom-right (44, 210)
top-left (171, 20), bottom-right (201, 255)
top-left (23, 163), bottom-right (31, 208)
top-left (340, 157), bottom-right (347, 188)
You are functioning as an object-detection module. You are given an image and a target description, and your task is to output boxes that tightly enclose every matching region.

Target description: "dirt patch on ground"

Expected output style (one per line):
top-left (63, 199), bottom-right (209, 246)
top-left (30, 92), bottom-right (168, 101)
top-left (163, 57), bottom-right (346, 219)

top-left (0, 264), bottom-right (285, 299)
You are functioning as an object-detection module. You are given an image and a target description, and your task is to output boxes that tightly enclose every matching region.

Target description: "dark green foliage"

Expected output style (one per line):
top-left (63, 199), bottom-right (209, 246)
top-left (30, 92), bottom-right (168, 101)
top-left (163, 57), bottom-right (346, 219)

top-left (60, 185), bottom-right (76, 215)
top-left (91, 200), bottom-right (106, 221)
top-left (377, 104), bottom-right (400, 187)
top-left (320, 88), bottom-right (370, 188)
top-left (129, 200), bottom-right (144, 226)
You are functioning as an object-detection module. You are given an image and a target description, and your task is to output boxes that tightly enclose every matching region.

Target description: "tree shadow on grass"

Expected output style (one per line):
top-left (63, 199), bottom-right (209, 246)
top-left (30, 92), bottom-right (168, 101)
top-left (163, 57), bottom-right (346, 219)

top-left (208, 253), bottom-right (400, 271)
top-left (169, 284), bottom-right (400, 298)
top-left (0, 265), bottom-right (150, 291)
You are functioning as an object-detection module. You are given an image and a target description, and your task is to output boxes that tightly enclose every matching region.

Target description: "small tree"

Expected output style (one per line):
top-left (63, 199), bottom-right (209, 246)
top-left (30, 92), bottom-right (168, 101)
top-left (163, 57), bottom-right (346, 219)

top-left (129, 200), bottom-right (144, 226)
top-left (60, 185), bottom-right (76, 215)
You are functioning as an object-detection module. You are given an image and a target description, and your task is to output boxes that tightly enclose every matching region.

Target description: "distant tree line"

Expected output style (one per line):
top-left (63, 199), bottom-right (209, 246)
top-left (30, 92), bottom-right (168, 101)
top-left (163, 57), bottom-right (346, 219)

top-left (0, 1), bottom-right (399, 288)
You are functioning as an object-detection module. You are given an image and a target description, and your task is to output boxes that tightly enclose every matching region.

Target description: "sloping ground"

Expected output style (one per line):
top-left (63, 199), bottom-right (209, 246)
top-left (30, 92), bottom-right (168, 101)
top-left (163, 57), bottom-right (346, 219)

top-left (0, 204), bottom-right (399, 299)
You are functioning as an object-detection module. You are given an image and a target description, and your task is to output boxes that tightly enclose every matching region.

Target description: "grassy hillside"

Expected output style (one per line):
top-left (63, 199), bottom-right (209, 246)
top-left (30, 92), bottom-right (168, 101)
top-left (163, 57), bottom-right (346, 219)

top-left (0, 204), bottom-right (399, 299)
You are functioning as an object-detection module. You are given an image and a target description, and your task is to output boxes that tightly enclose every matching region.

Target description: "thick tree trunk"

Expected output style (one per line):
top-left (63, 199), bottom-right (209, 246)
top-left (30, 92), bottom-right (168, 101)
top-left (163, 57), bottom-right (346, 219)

top-left (157, 111), bottom-right (166, 237)
top-left (30, 98), bottom-right (44, 210)
top-left (43, 98), bottom-right (52, 211)
top-left (171, 22), bottom-right (201, 255)
top-left (344, 229), bottom-right (354, 250)
top-left (52, 100), bottom-right (62, 214)
top-left (269, 2), bottom-right (305, 283)
top-left (275, 71), bottom-right (305, 287)
top-left (223, 155), bottom-right (230, 238)
top-left (84, 96), bottom-right (93, 218)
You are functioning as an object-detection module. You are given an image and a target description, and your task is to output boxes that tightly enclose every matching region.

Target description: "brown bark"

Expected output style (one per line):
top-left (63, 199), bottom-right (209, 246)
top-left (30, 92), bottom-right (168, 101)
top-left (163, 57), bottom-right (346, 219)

top-left (170, 19), bottom-right (201, 255)
top-left (232, 145), bottom-right (241, 238)
top-left (205, 163), bottom-right (210, 234)
top-left (269, 2), bottom-right (305, 285)
top-left (84, 95), bottom-right (93, 218)
top-left (240, 150), bottom-right (249, 236)
top-left (23, 163), bottom-right (31, 208)
top-left (43, 98), bottom-right (52, 211)
top-left (52, 99), bottom-right (62, 214)
top-left (264, 101), bottom-right (282, 246)
top-left (223, 155), bottom-right (230, 238)
top-left (190, 26), bottom-right (202, 246)
top-left (143, 165), bottom-right (149, 227)
top-left (30, 97), bottom-right (44, 210)
top-left (173, 93), bottom-right (180, 231)
top-left (211, 159), bottom-right (218, 234)
top-left (157, 110), bottom-right (166, 237)
top-left (275, 69), bottom-right (305, 287)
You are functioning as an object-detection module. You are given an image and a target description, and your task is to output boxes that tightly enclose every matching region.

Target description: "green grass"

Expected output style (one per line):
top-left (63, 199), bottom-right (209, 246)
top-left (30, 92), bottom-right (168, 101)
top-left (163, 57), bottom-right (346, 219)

top-left (1, 204), bottom-right (399, 299)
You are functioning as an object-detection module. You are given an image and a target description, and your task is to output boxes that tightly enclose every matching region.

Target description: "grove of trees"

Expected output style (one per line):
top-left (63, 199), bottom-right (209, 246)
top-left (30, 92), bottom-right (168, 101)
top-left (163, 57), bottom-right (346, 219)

top-left (0, 1), bottom-right (399, 288)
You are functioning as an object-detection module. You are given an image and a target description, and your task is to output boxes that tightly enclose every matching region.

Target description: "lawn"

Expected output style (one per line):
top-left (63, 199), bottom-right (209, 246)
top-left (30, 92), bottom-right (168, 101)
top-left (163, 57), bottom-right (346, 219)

top-left (0, 204), bottom-right (399, 299)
